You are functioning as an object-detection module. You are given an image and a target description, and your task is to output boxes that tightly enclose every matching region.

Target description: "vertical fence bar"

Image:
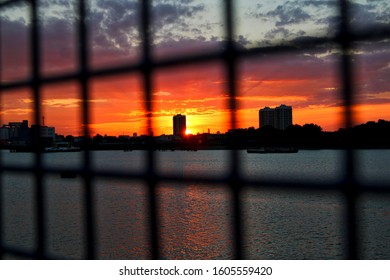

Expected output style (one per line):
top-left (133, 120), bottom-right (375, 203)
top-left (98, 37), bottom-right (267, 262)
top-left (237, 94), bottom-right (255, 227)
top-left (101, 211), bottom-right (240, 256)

top-left (0, 157), bottom-right (2, 259)
top-left (77, 0), bottom-right (96, 260)
top-left (339, 0), bottom-right (359, 259)
top-left (223, 0), bottom-right (243, 260)
top-left (30, 0), bottom-right (46, 259)
top-left (0, 11), bottom-right (3, 259)
top-left (140, 0), bottom-right (160, 259)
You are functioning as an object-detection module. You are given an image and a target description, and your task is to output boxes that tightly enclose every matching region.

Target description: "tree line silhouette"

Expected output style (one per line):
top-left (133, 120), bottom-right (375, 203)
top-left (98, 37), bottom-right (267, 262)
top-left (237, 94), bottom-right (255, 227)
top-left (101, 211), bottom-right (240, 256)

top-left (226, 119), bottom-right (390, 149)
top-left (53, 119), bottom-right (390, 150)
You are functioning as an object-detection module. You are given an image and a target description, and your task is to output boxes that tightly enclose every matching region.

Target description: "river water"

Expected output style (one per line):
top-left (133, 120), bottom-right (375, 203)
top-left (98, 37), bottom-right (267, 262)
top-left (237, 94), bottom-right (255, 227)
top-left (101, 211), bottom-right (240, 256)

top-left (2, 149), bottom-right (390, 259)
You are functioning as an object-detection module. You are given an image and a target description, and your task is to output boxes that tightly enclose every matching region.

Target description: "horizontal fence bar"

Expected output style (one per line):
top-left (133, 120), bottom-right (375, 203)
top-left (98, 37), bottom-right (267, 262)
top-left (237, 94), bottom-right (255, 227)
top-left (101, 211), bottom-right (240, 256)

top-left (1, 162), bottom-right (389, 194)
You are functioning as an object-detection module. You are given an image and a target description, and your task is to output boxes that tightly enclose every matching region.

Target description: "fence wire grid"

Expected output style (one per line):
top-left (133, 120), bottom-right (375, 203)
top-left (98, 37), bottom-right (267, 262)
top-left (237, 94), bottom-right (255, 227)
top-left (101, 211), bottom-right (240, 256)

top-left (1, 0), bottom-right (390, 260)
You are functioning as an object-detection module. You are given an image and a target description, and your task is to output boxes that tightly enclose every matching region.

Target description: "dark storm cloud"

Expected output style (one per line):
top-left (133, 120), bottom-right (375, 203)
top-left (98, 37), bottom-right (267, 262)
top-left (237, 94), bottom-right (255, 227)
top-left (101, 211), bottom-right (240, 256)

top-left (91, 0), bottom-right (139, 47)
top-left (151, 0), bottom-right (207, 45)
top-left (249, 0), bottom-right (389, 38)
top-left (149, 0), bottom-right (224, 58)
top-left (40, 16), bottom-right (77, 73)
top-left (348, 1), bottom-right (390, 31)
top-left (91, 0), bottom-right (205, 40)
top-left (267, 5), bottom-right (311, 27)
top-left (247, 1), bottom-right (331, 42)
top-left (264, 27), bottom-right (292, 40)
top-left (86, 0), bottom-right (143, 66)
top-left (236, 35), bottom-right (252, 47)
top-left (249, 1), bottom-right (313, 26)
top-left (87, 0), bottom-right (208, 64)
top-left (152, 0), bottom-right (205, 27)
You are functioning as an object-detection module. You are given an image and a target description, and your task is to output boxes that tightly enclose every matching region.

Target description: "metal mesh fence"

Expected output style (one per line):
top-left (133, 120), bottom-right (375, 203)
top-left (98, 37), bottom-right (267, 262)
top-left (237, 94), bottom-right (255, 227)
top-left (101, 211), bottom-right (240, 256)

top-left (1, 0), bottom-right (390, 260)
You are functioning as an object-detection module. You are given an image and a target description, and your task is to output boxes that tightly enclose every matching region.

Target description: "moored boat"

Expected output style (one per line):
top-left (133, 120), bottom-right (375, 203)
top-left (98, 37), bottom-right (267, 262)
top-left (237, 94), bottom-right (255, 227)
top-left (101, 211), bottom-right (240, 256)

top-left (247, 147), bottom-right (298, 153)
top-left (45, 142), bottom-right (80, 152)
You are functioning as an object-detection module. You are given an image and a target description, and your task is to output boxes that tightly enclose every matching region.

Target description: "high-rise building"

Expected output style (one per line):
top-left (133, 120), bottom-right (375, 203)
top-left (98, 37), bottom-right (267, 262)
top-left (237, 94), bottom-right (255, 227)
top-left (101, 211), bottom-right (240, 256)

top-left (259, 104), bottom-right (292, 130)
top-left (173, 114), bottom-right (186, 136)
top-left (259, 107), bottom-right (274, 128)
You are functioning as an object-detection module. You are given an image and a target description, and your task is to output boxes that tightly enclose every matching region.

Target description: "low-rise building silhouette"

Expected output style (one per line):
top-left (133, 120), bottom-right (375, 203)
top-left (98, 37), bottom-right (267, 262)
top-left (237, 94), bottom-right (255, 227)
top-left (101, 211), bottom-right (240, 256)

top-left (1, 120), bottom-right (30, 144)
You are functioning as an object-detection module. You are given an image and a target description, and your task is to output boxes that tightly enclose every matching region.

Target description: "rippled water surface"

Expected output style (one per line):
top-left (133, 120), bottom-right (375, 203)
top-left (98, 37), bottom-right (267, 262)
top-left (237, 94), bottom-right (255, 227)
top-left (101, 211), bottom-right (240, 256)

top-left (2, 149), bottom-right (390, 259)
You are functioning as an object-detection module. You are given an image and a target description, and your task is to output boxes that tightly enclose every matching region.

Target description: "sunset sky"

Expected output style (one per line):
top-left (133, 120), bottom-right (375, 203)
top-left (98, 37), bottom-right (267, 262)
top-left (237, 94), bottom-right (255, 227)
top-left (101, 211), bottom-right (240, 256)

top-left (1, 0), bottom-right (390, 136)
